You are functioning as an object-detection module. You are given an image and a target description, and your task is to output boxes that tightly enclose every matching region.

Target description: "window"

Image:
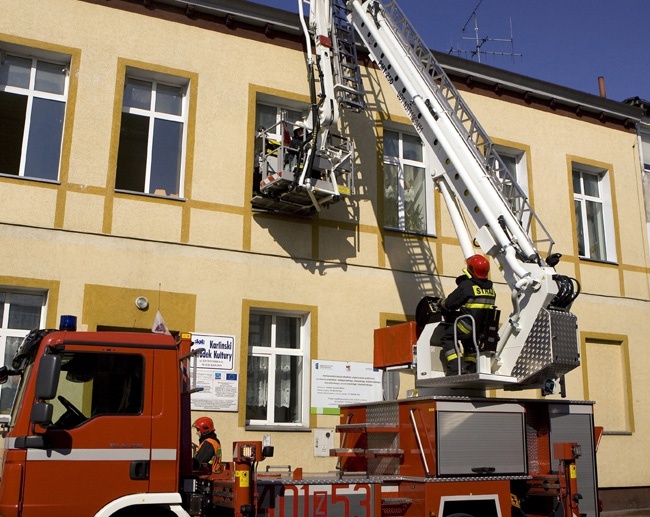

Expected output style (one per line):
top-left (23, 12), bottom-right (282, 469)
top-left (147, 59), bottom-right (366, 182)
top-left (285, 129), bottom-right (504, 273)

top-left (572, 165), bottom-right (616, 262)
top-left (115, 73), bottom-right (188, 198)
top-left (383, 129), bottom-right (434, 234)
top-left (50, 352), bottom-right (145, 430)
top-left (0, 289), bottom-right (47, 419)
top-left (245, 310), bottom-right (310, 427)
top-left (0, 48), bottom-right (69, 181)
top-left (640, 131), bottom-right (650, 173)
top-left (493, 145), bottom-right (529, 228)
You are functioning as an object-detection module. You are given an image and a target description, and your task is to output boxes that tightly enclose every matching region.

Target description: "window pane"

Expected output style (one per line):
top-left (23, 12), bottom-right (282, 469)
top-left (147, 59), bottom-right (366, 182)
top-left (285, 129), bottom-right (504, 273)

top-left (0, 292), bottom-right (5, 323)
top-left (574, 200), bottom-right (585, 256)
top-left (383, 163), bottom-right (399, 228)
top-left (256, 104), bottom-right (277, 132)
top-left (0, 55), bottom-right (31, 88)
top-left (116, 113), bottom-right (149, 192)
top-left (404, 165), bottom-right (427, 232)
top-left (285, 109), bottom-right (302, 126)
top-left (586, 201), bottom-right (606, 260)
top-left (3, 336), bottom-right (21, 366)
top-left (155, 84), bottom-right (182, 116)
top-left (402, 133), bottom-right (423, 161)
top-left (572, 171), bottom-right (582, 194)
top-left (50, 352), bottom-right (144, 429)
top-left (499, 154), bottom-right (517, 178)
top-left (0, 337), bottom-right (23, 414)
top-left (124, 78), bottom-right (152, 110)
top-left (34, 61), bottom-right (66, 95)
top-left (150, 118), bottom-right (182, 196)
top-left (274, 355), bottom-right (302, 423)
top-left (246, 355), bottom-right (269, 420)
top-left (276, 316), bottom-right (300, 349)
top-left (383, 130), bottom-right (399, 158)
top-left (583, 174), bottom-right (600, 198)
top-left (249, 314), bottom-right (272, 348)
top-left (24, 97), bottom-right (65, 181)
top-left (0, 91), bottom-right (28, 176)
top-left (8, 293), bottom-right (43, 330)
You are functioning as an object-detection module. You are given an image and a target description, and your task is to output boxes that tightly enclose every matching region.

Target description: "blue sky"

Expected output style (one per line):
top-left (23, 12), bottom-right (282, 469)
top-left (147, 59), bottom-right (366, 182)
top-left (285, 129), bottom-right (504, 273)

top-left (253, 0), bottom-right (650, 102)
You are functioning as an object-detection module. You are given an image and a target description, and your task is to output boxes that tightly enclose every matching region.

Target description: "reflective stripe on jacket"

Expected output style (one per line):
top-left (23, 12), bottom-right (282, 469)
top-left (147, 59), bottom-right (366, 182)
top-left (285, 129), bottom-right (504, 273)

top-left (441, 275), bottom-right (496, 335)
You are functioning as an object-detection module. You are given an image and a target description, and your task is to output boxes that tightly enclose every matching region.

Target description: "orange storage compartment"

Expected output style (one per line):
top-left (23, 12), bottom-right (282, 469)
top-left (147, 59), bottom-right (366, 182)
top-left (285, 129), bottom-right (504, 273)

top-left (373, 321), bottom-right (418, 369)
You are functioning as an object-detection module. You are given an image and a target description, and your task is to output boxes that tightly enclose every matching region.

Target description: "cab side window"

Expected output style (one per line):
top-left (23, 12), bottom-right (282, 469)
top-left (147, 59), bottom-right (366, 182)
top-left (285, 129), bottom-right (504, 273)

top-left (51, 352), bottom-right (144, 429)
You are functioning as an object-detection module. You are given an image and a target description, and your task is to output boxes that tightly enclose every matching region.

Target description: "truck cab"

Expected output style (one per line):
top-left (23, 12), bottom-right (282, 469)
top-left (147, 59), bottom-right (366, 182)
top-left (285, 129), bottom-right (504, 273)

top-left (0, 323), bottom-right (192, 517)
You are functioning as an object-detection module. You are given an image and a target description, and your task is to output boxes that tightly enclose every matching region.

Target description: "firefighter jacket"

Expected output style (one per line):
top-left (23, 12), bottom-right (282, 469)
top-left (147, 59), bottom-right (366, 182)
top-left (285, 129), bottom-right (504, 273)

top-left (440, 271), bottom-right (496, 336)
top-left (194, 433), bottom-right (222, 473)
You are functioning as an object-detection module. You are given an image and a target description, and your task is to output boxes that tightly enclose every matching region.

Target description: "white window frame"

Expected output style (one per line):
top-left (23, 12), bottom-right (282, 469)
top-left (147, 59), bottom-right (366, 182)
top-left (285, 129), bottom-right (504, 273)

top-left (0, 45), bottom-right (70, 181)
top-left (639, 131), bottom-right (650, 250)
top-left (116, 68), bottom-right (189, 198)
top-left (0, 288), bottom-right (47, 422)
top-left (572, 163), bottom-right (617, 262)
top-left (382, 128), bottom-right (435, 235)
top-left (246, 309), bottom-right (310, 429)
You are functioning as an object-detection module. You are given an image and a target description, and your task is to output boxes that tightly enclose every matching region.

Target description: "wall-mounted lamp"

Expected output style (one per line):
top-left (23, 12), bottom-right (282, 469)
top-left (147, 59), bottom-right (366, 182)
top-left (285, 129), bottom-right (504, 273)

top-left (135, 296), bottom-right (150, 311)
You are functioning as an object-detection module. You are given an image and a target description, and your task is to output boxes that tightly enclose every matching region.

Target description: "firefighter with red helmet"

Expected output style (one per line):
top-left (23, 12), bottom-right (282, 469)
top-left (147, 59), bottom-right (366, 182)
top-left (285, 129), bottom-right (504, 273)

top-left (192, 416), bottom-right (222, 473)
top-left (438, 254), bottom-right (496, 375)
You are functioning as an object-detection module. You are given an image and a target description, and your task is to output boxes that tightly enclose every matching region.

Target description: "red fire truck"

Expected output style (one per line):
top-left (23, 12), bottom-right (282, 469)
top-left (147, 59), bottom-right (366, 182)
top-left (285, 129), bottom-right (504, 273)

top-left (0, 321), bottom-right (601, 517)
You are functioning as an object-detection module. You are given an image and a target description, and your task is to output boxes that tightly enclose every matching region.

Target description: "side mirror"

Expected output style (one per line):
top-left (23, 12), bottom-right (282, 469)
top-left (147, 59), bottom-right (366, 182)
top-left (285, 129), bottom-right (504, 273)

top-left (35, 355), bottom-right (61, 400)
top-left (31, 402), bottom-right (53, 426)
top-left (0, 366), bottom-right (8, 385)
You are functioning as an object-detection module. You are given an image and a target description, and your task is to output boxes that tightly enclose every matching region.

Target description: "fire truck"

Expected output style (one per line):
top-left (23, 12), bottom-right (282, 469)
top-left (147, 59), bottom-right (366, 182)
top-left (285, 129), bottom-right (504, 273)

top-left (0, 0), bottom-right (601, 516)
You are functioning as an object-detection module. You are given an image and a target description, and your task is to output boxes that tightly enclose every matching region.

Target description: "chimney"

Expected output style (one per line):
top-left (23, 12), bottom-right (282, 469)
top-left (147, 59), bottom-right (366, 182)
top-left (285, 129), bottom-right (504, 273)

top-left (598, 76), bottom-right (607, 98)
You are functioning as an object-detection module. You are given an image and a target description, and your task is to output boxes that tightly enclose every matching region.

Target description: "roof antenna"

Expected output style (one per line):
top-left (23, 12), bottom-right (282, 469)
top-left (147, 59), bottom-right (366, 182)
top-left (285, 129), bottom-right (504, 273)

top-left (448, 0), bottom-right (522, 64)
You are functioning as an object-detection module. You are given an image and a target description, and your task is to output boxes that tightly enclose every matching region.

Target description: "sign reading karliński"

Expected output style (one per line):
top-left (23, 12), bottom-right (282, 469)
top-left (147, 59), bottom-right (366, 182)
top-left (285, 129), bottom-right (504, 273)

top-left (311, 360), bottom-right (383, 415)
top-left (191, 333), bottom-right (238, 412)
top-left (192, 333), bottom-right (235, 370)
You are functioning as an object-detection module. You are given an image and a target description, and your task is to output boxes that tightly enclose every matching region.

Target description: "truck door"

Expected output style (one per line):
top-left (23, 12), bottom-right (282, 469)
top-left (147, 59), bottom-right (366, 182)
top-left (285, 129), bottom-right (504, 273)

top-left (21, 346), bottom-right (154, 517)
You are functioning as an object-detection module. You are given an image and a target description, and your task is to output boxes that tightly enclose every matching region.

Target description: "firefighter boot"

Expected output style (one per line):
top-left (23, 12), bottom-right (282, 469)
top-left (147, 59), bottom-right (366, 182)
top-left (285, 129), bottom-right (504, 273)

top-left (443, 350), bottom-right (462, 376)
top-left (462, 354), bottom-right (477, 374)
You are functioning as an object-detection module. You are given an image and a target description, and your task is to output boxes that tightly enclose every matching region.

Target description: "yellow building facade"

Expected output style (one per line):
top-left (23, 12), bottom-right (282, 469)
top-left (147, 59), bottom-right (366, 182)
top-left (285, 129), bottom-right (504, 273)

top-left (1, 0), bottom-right (649, 507)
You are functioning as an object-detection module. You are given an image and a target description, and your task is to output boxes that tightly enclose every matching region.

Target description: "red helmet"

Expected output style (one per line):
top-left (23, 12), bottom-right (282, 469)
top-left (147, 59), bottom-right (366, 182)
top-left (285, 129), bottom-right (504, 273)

top-left (193, 416), bottom-right (215, 435)
top-left (466, 254), bottom-right (490, 279)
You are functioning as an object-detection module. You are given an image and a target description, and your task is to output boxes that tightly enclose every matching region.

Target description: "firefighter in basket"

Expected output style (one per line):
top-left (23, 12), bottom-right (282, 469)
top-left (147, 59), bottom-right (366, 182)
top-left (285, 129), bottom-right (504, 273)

top-left (417, 255), bottom-right (498, 376)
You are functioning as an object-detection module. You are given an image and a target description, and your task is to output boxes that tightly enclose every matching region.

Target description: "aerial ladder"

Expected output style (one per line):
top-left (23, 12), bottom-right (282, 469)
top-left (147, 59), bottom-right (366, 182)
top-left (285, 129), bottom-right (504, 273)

top-left (307, 0), bottom-right (581, 393)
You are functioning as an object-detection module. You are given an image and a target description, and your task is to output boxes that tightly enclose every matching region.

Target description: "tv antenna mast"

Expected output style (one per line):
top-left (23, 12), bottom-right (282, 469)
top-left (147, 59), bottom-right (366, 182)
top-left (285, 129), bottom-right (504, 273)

top-left (448, 0), bottom-right (522, 63)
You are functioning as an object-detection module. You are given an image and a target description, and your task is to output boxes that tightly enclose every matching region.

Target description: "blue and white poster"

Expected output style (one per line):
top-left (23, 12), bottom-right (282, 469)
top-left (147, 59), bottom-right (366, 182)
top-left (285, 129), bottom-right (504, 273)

top-left (191, 333), bottom-right (238, 412)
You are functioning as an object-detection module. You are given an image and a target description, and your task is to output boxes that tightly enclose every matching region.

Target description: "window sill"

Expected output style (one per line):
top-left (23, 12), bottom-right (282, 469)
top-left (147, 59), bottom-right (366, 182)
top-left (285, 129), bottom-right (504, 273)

top-left (0, 173), bottom-right (60, 185)
top-left (115, 189), bottom-right (186, 202)
top-left (383, 227), bottom-right (437, 239)
top-left (245, 425), bottom-right (312, 433)
top-left (578, 256), bottom-right (619, 266)
top-left (602, 430), bottom-right (632, 436)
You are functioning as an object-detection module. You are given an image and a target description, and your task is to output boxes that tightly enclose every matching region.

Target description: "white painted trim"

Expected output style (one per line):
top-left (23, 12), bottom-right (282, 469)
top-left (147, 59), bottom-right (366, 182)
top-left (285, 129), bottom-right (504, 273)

top-left (94, 492), bottom-right (189, 517)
